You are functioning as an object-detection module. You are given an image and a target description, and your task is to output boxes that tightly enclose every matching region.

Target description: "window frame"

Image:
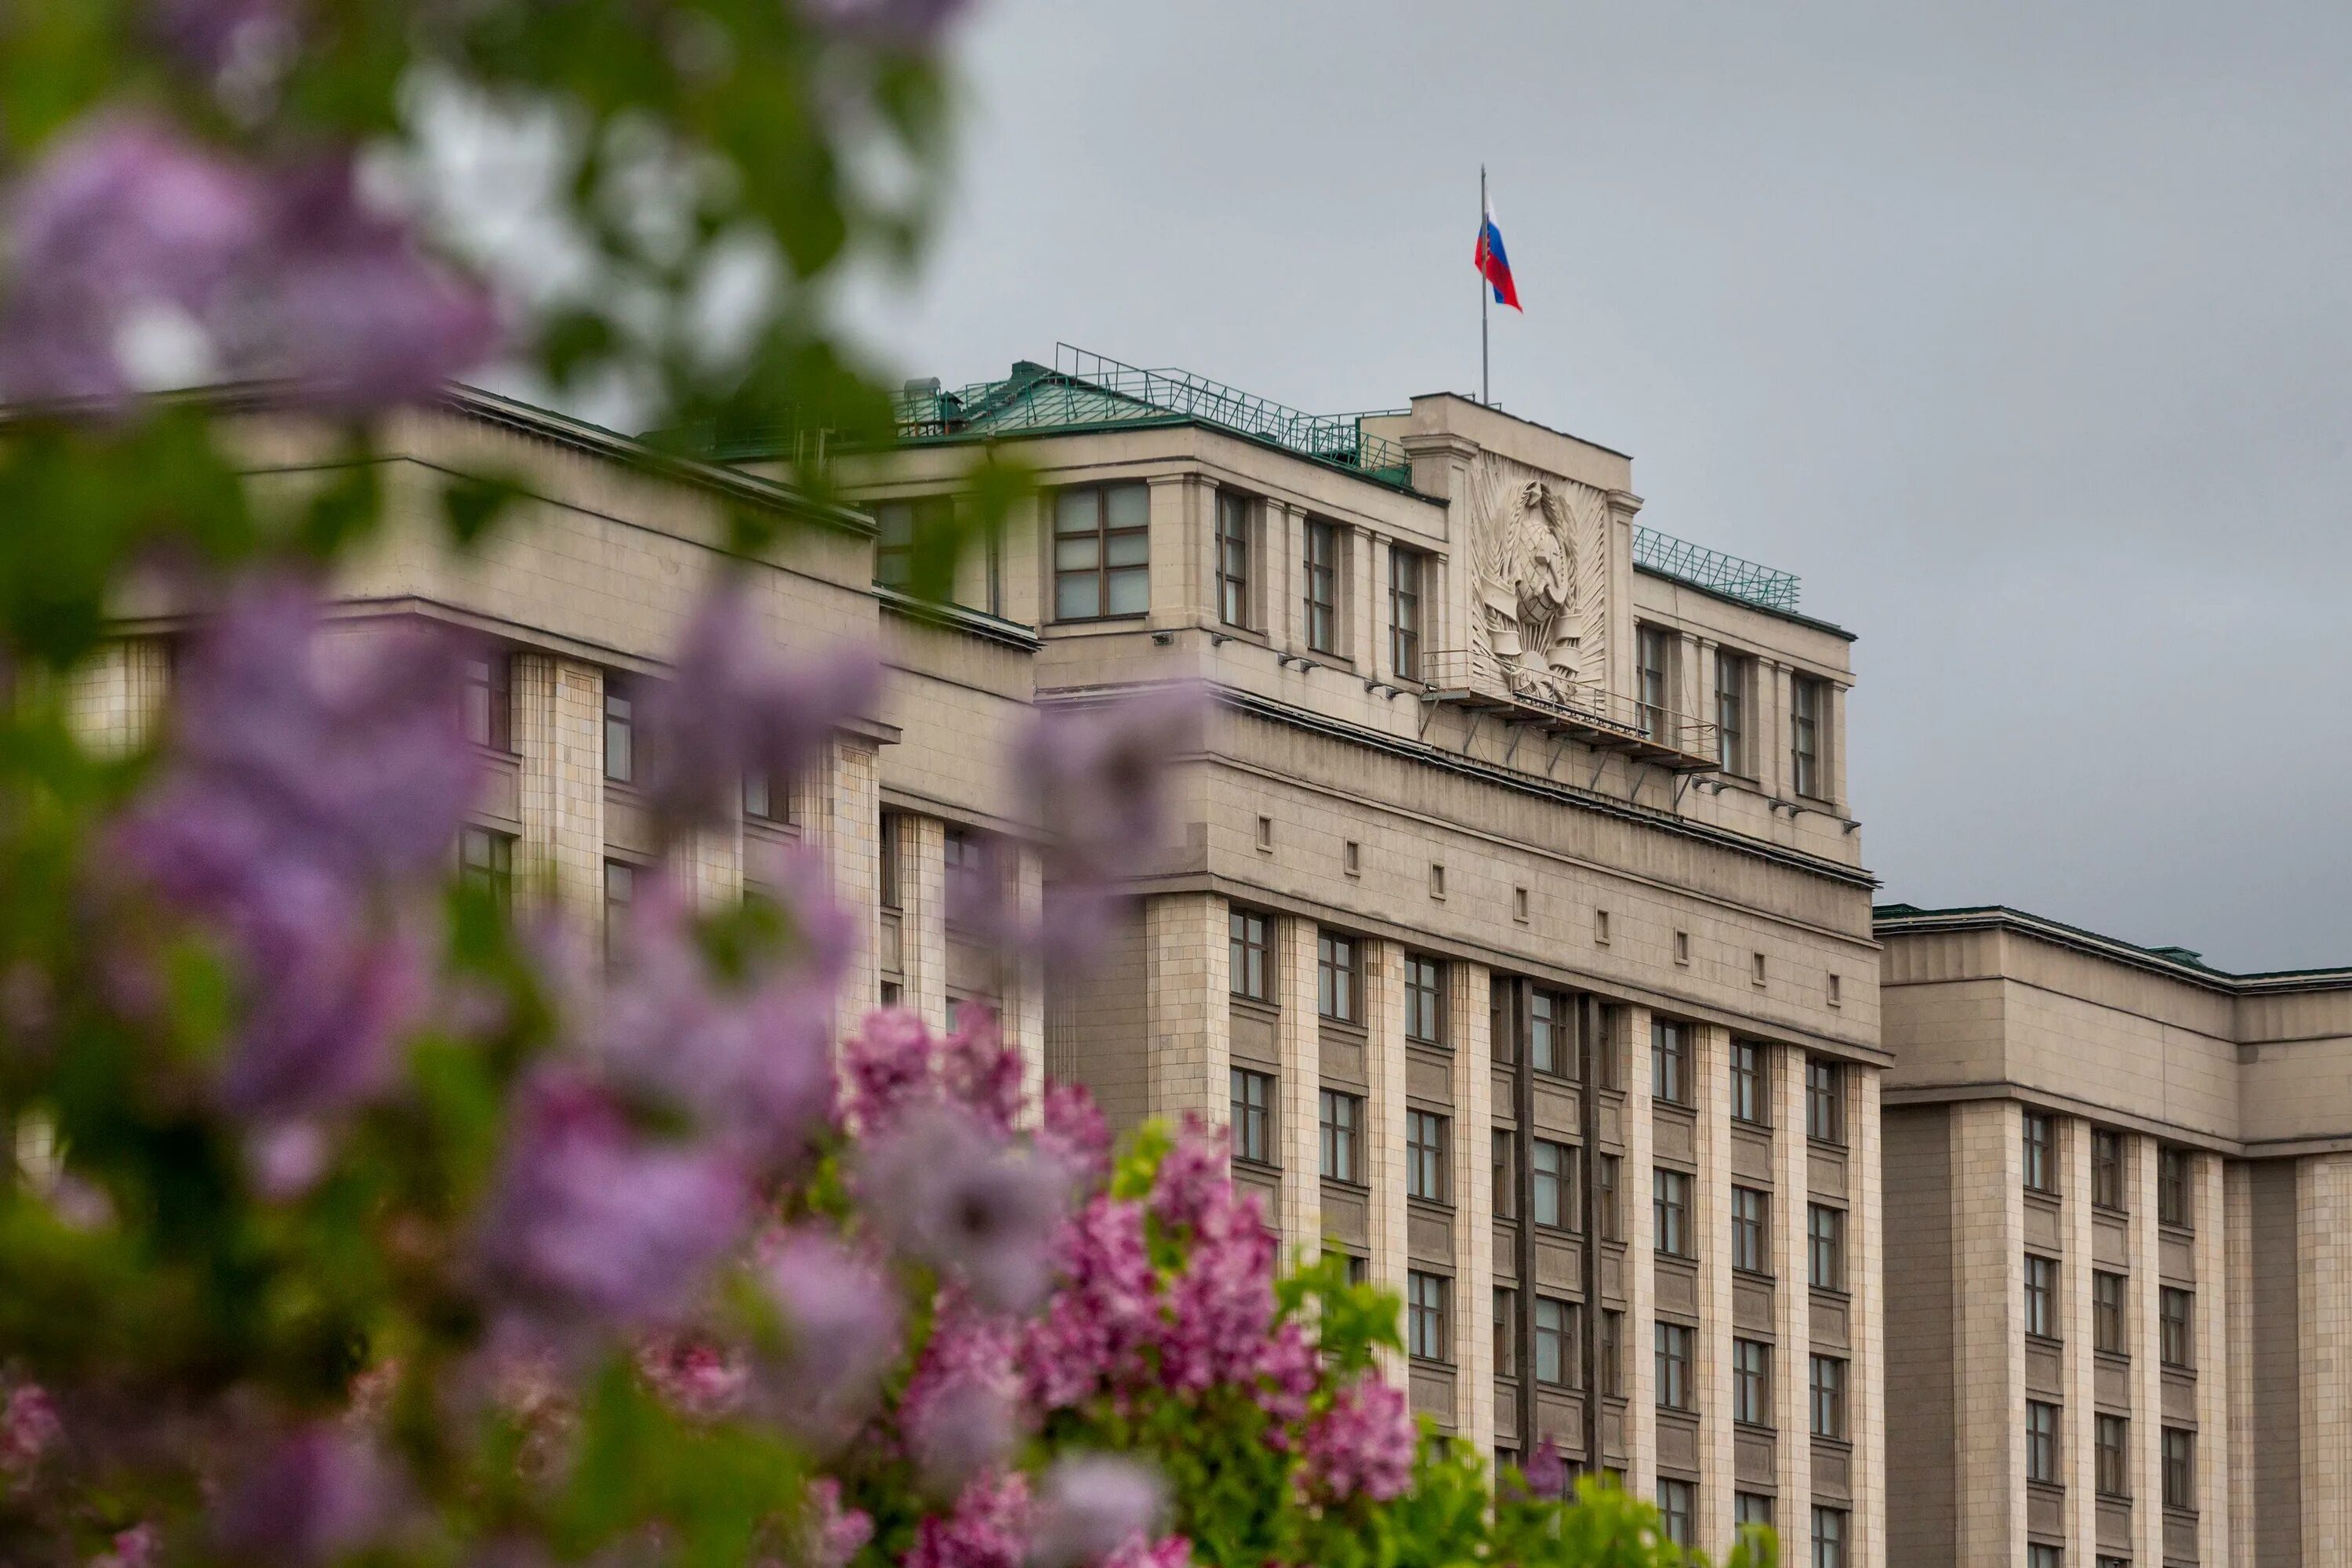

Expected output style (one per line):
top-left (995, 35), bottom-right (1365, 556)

top-left (603, 680), bottom-right (634, 784)
top-left (1811, 1506), bottom-right (1848, 1568)
top-left (1303, 517), bottom-right (1339, 655)
top-left (464, 652), bottom-right (514, 753)
top-left (1406, 1109), bottom-right (1450, 1204)
top-left (1654, 1321), bottom-right (1694, 1411)
top-left (2026, 1399), bottom-right (2060, 1484)
top-left (1806, 1057), bottom-right (1846, 1145)
top-left (2162, 1425), bottom-right (2195, 1510)
top-left (2160, 1285), bottom-right (2194, 1370)
top-left (1808, 1203), bottom-right (1846, 1292)
top-left (1532, 1138), bottom-right (1574, 1231)
top-left (1316, 930), bottom-right (1360, 1024)
top-left (2024, 1111), bottom-right (2056, 1195)
top-left (1635, 623), bottom-right (1672, 740)
top-left (1653, 1167), bottom-right (1692, 1258)
top-left (1809, 1353), bottom-right (1849, 1440)
top-left (2092, 1128), bottom-right (2125, 1211)
top-left (1730, 1038), bottom-right (1768, 1125)
top-left (1492, 1129), bottom-right (1519, 1221)
top-left (1406, 1270), bottom-right (1450, 1363)
top-left (1598, 1153), bottom-right (1622, 1242)
top-left (2024, 1253), bottom-right (2059, 1340)
top-left (1403, 953), bottom-right (1446, 1045)
top-left (1657, 1479), bottom-right (1693, 1549)
top-left (602, 858), bottom-right (637, 964)
top-left (2093, 1269), bottom-right (2126, 1356)
top-left (1732, 1337), bottom-right (1770, 1427)
top-left (1319, 1088), bottom-right (1363, 1185)
top-left (1791, 673), bottom-right (1828, 800)
top-left (1229, 1067), bottom-right (1275, 1167)
top-left (1534, 1296), bottom-right (1577, 1389)
top-left (1051, 482), bottom-right (1151, 622)
top-left (1529, 988), bottom-right (1577, 1077)
top-left (1388, 544), bottom-right (1424, 681)
top-left (1715, 647), bottom-right (1750, 776)
top-left (2096, 1413), bottom-right (2130, 1498)
top-left (1651, 1018), bottom-right (1690, 1105)
top-left (1229, 907), bottom-right (1272, 1003)
top-left (873, 494), bottom-right (956, 593)
top-left (1731, 1185), bottom-right (1769, 1276)
top-left (1215, 489), bottom-right (1252, 630)
top-left (459, 825), bottom-right (514, 908)
top-left (2158, 1145), bottom-right (2193, 1229)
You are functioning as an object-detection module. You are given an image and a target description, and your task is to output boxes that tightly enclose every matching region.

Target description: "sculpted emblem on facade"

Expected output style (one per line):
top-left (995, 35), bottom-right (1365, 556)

top-left (1468, 459), bottom-right (1605, 704)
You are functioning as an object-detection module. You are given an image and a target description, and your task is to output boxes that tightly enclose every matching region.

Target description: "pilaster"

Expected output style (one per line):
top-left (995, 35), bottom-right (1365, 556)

top-left (1142, 892), bottom-right (1229, 1128)
top-left (1689, 1023), bottom-right (1734, 1550)
top-left (2131, 1137), bottom-right (2164, 1568)
top-left (1274, 915), bottom-right (1322, 1264)
top-left (1144, 474), bottom-right (1195, 626)
top-left (2225, 1160), bottom-right (2256, 1566)
top-left (1622, 1006), bottom-right (1657, 1497)
top-left (2300, 1152), bottom-right (2352, 1559)
top-left (899, 815), bottom-right (949, 1032)
top-left (1849, 1066), bottom-right (1886, 1568)
top-left (2061, 1119), bottom-right (2097, 1560)
top-left (1769, 1046), bottom-right (1812, 1541)
top-left (2194, 1152), bottom-right (2229, 1565)
top-left (1006, 845), bottom-right (1048, 1112)
top-left (1363, 940), bottom-right (1410, 1385)
top-left (1450, 960), bottom-right (1495, 1453)
top-left (807, 736), bottom-right (880, 1029)
top-left (512, 653), bottom-right (604, 920)
top-left (1951, 1098), bottom-right (2023, 1566)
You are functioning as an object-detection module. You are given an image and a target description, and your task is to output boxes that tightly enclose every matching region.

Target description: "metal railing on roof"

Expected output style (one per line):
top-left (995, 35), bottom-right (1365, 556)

top-left (1632, 526), bottom-right (1801, 613)
top-left (892, 345), bottom-right (1417, 491)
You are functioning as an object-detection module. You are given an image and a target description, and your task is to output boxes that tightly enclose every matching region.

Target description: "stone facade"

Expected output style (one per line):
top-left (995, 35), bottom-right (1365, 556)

top-left (1878, 903), bottom-right (2352, 1567)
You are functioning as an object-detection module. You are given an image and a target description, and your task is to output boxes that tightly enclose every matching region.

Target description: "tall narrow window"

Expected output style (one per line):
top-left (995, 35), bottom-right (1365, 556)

top-left (1651, 1019), bottom-right (1689, 1105)
top-left (1733, 1338), bottom-right (1770, 1425)
top-left (1600, 1309), bottom-right (1624, 1396)
top-left (2024, 1112), bottom-right (2056, 1194)
top-left (603, 681), bottom-right (634, 783)
top-left (1052, 483), bottom-right (1150, 621)
top-left (1492, 1130), bottom-right (1519, 1220)
top-left (1654, 1168), bottom-right (1691, 1258)
top-left (1494, 1287), bottom-right (1517, 1377)
top-left (2162, 1427), bottom-right (2195, 1508)
top-left (1811, 1508), bottom-right (1848, 1568)
top-left (1657, 1480), bottom-right (1693, 1548)
top-left (1715, 648), bottom-right (1749, 775)
top-left (878, 813), bottom-right (902, 910)
top-left (2097, 1414), bottom-right (2130, 1497)
top-left (1534, 1298), bottom-right (1576, 1388)
top-left (1731, 1186), bottom-right (1769, 1274)
top-left (603, 859), bottom-right (636, 964)
top-left (872, 495), bottom-right (953, 592)
top-left (1730, 1039), bottom-right (1767, 1124)
top-left (1229, 1069), bottom-right (1274, 1165)
top-left (1636, 625), bottom-right (1671, 739)
top-left (1528, 989), bottom-right (1577, 1076)
top-left (1654, 1323), bottom-right (1694, 1410)
top-left (459, 826), bottom-right (514, 909)
top-left (1216, 491), bottom-right (1251, 629)
top-left (1597, 1154), bottom-right (1621, 1241)
top-left (2161, 1287), bottom-right (2194, 1369)
top-left (1791, 674), bottom-right (1826, 798)
top-left (1407, 1272), bottom-right (1449, 1360)
top-left (1533, 1139), bottom-right (1573, 1230)
top-left (1406, 1111), bottom-right (1450, 1203)
top-left (2092, 1129), bottom-right (2125, 1210)
top-left (2024, 1254), bottom-right (2058, 1338)
top-left (2159, 1146), bottom-right (2193, 1228)
top-left (1806, 1058), bottom-right (1846, 1144)
top-left (464, 652), bottom-right (513, 751)
top-left (2026, 1399), bottom-right (2060, 1484)
top-left (2093, 1270), bottom-right (2126, 1354)
top-left (1229, 908), bottom-right (1271, 1002)
top-left (1389, 546), bottom-right (1423, 680)
top-left (1319, 1090), bottom-right (1363, 1183)
top-left (1303, 518), bottom-right (1338, 654)
top-left (1317, 931), bottom-right (1359, 1023)
top-left (1808, 1203), bottom-right (1846, 1291)
top-left (1809, 1354), bottom-right (1848, 1439)
top-left (1404, 954), bottom-right (1445, 1044)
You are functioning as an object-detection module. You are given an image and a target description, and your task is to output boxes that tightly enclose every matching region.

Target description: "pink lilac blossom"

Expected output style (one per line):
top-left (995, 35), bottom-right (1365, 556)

top-left (1096, 1536), bottom-right (1190, 1568)
top-left (858, 1101), bottom-right (1070, 1316)
top-left (212, 1426), bottom-right (400, 1566)
top-left (757, 1226), bottom-right (902, 1440)
top-left (478, 1066), bottom-right (750, 1329)
top-left (800, 1477), bottom-right (873, 1568)
top-left (900, 1305), bottom-right (1021, 1498)
top-left (148, 0), bottom-right (296, 74)
top-left (1, 1382), bottom-right (60, 1475)
top-left (905, 1470), bottom-right (1031, 1568)
top-left (1017, 1195), bottom-right (1158, 1414)
top-left (1298, 1372), bottom-right (1415, 1505)
top-left (633, 1334), bottom-right (750, 1421)
top-left (89, 1522), bottom-right (163, 1568)
top-left (1521, 1435), bottom-right (1568, 1500)
top-left (1035, 1082), bottom-right (1111, 1189)
top-left (637, 584), bottom-right (880, 826)
top-left (1025, 1454), bottom-right (1166, 1568)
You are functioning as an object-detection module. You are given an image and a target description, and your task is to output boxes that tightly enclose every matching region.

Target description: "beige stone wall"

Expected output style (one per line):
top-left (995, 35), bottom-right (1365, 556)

top-left (1951, 1099), bottom-right (2024, 1565)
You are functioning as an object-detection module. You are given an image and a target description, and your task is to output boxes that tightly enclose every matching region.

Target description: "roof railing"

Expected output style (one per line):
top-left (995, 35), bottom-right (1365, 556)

top-left (1633, 526), bottom-right (1801, 612)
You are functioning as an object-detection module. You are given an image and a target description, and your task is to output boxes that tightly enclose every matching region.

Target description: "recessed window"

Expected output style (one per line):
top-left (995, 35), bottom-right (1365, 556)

top-left (1651, 1018), bottom-right (1690, 1105)
top-left (1810, 1353), bottom-right (1849, 1439)
top-left (2159, 1145), bottom-right (2194, 1229)
top-left (1657, 1479), bottom-right (1693, 1548)
top-left (1492, 1129), bottom-right (1519, 1221)
top-left (2024, 1253), bottom-right (2058, 1339)
top-left (1406, 1110), bottom-right (1450, 1203)
top-left (602, 858), bottom-right (636, 965)
top-left (2026, 1399), bottom-right (2060, 1484)
top-left (1635, 624), bottom-right (1672, 740)
top-left (1229, 907), bottom-right (1272, 1002)
top-left (1404, 954), bottom-right (1446, 1045)
top-left (1730, 1039), bottom-right (1768, 1124)
top-left (459, 825), bottom-right (514, 908)
top-left (1493, 1287), bottom-right (1517, 1378)
top-left (1812, 1507), bottom-right (1849, 1568)
top-left (1735, 1491), bottom-right (1773, 1534)
top-left (2162, 1426), bottom-right (2195, 1509)
top-left (2096, 1413), bottom-right (2129, 1497)
top-left (1653, 1167), bottom-right (1692, 1258)
top-left (603, 680), bottom-right (634, 783)
top-left (1654, 1322), bottom-right (1694, 1411)
top-left (1533, 1138), bottom-right (1575, 1230)
top-left (1599, 1308), bottom-right (1624, 1396)
top-left (1791, 674), bottom-right (1828, 800)
top-left (1733, 1337), bottom-right (1770, 1426)
top-left (2092, 1129), bottom-right (2125, 1211)
top-left (1597, 1154), bottom-right (1621, 1242)
top-left (1808, 1203), bottom-right (1845, 1291)
top-left (1216, 489), bottom-right (1252, 630)
top-left (1512, 885), bottom-right (1530, 923)
top-left (1341, 839), bottom-right (1361, 877)
top-left (2093, 1270), bottom-right (2126, 1355)
top-left (1428, 862), bottom-right (1446, 900)
top-left (873, 495), bottom-right (953, 593)
top-left (1806, 1058), bottom-right (1846, 1145)
top-left (1731, 1185), bottom-right (1769, 1274)
top-left (742, 769), bottom-right (795, 825)
top-left (1052, 482), bottom-right (1150, 621)
top-left (1827, 972), bottom-right (1842, 1007)
top-left (1715, 648), bottom-right (1751, 775)
top-left (1229, 1068), bottom-right (1274, 1166)
top-left (2024, 1112), bottom-right (2056, 1195)
top-left (1751, 951), bottom-right (1768, 988)
top-left (1255, 815), bottom-right (1273, 851)
top-left (1388, 545), bottom-right (1424, 680)
top-left (1303, 517), bottom-right (1339, 654)
top-left (1595, 908), bottom-right (1611, 945)
top-left (1673, 929), bottom-right (1691, 965)
top-left (1530, 989), bottom-right (1576, 1076)
top-left (1319, 1088), bottom-right (1363, 1183)
top-left (2161, 1286), bottom-right (2194, 1369)
top-left (1318, 931), bottom-right (1360, 1023)
top-left (1534, 1297), bottom-right (1578, 1388)
top-left (1406, 1270), bottom-right (1449, 1361)
top-left (464, 652), bottom-right (513, 752)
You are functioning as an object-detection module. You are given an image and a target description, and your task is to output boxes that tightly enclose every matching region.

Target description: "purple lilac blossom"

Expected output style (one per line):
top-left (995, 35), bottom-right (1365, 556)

top-left (905, 1469), bottom-right (1031, 1568)
top-left (1025, 1454), bottom-right (1167, 1568)
top-left (633, 1334), bottom-right (750, 1421)
top-left (800, 1477), bottom-right (874, 1568)
top-left (478, 1066), bottom-right (750, 1328)
top-left (1522, 1434), bottom-right (1568, 1500)
top-left (212, 1426), bottom-right (400, 1566)
top-left (1018, 1195), bottom-right (1158, 1414)
top-left (0, 1384), bottom-right (60, 1477)
top-left (89, 1522), bottom-right (162, 1568)
top-left (637, 584), bottom-right (880, 826)
top-left (1036, 1081), bottom-right (1111, 1188)
top-left (758, 1226), bottom-right (902, 1440)
top-left (1097, 1537), bottom-right (1191, 1568)
top-left (1298, 1371), bottom-right (1415, 1504)
top-left (900, 1305), bottom-right (1021, 1497)
top-left (803, 0), bottom-right (975, 49)
top-left (859, 1101), bottom-right (1072, 1316)
top-left (148, 0), bottom-right (296, 74)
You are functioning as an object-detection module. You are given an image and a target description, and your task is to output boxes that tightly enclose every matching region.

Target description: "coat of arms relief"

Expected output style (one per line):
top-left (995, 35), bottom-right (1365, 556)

top-left (1465, 455), bottom-right (1610, 706)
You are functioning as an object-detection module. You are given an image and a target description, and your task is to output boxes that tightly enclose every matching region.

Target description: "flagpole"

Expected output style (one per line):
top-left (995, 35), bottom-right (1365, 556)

top-left (1479, 164), bottom-right (1490, 406)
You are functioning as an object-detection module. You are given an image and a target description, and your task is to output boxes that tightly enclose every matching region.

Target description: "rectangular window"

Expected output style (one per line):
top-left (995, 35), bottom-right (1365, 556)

top-left (1806, 1058), bottom-right (1846, 1144)
top-left (1735, 1491), bottom-right (1773, 1532)
top-left (1654, 1168), bottom-right (1691, 1258)
top-left (2093, 1271), bottom-right (2126, 1355)
top-left (1216, 490), bottom-right (1251, 629)
top-left (1636, 624), bottom-right (1671, 740)
top-left (1811, 1507), bottom-right (1848, 1568)
top-left (1655, 1322), bottom-right (1694, 1410)
top-left (1534, 1297), bottom-right (1577, 1388)
top-left (1731, 1186), bottom-right (1769, 1275)
top-left (2024, 1112), bottom-right (2056, 1194)
top-left (1657, 1479), bottom-right (1693, 1548)
top-left (1494, 1287), bottom-right (1516, 1378)
top-left (2162, 1426), bottom-right (2194, 1509)
top-left (1492, 1129), bottom-right (1519, 1221)
top-left (1531, 1138), bottom-right (1576, 1230)
top-left (459, 825), bottom-right (514, 908)
top-left (1053, 483), bottom-right (1150, 621)
top-left (602, 858), bottom-right (635, 964)
top-left (1809, 1354), bottom-right (1848, 1439)
top-left (2026, 1399), bottom-right (2060, 1483)
top-left (1791, 674), bottom-right (1826, 798)
top-left (1389, 546), bottom-right (1423, 680)
top-left (1406, 1111), bottom-right (1450, 1203)
top-left (1317, 931), bottom-right (1359, 1023)
top-left (1319, 1089), bottom-right (1363, 1184)
top-left (873, 495), bottom-right (954, 593)
top-left (2092, 1128), bottom-right (2125, 1210)
top-left (1600, 1309), bottom-right (1624, 1396)
top-left (1303, 518), bottom-right (1338, 654)
top-left (2025, 1254), bottom-right (2058, 1339)
top-left (1229, 1068), bottom-right (1274, 1166)
top-left (2161, 1287), bottom-right (2194, 1369)
top-left (2096, 1414), bottom-right (2130, 1497)
top-left (1730, 1039), bottom-right (1767, 1124)
top-left (1598, 1154), bottom-right (1622, 1242)
top-left (2159, 1146), bottom-right (2192, 1228)
top-left (463, 652), bottom-right (513, 752)
top-left (1229, 907), bottom-right (1271, 1002)
top-left (1809, 1203), bottom-right (1846, 1291)
top-left (2027, 1548), bottom-right (2060, 1568)
top-left (878, 812), bottom-right (902, 910)
top-left (603, 681), bottom-right (634, 783)
top-left (742, 769), bottom-right (794, 825)
top-left (1407, 1271), bottom-right (1449, 1361)
top-left (1530, 989), bottom-right (1573, 1076)
top-left (1404, 954), bottom-right (1445, 1044)
top-left (1733, 1338), bottom-right (1771, 1426)
top-left (1651, 1018), bottom-right (1689, 1105)
top-left (1715, 649), bottom-right (1749, 775)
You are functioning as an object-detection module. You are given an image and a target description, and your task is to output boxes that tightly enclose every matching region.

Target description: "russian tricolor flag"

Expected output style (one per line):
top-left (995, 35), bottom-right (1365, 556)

top-left (1475, 195), bottom-right (1521, 311)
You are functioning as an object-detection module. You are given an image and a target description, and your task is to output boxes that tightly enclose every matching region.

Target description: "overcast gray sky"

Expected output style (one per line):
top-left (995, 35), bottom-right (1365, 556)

top-left (844, 0), bottom-right (2352, 971)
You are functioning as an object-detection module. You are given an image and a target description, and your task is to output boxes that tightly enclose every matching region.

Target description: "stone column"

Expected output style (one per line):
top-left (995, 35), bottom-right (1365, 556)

top-left (1951, 1099), bottom-right (2024, 1566)
top-left (2299, 1152), bottom-right (2352, 1559)
top-left (512, 653), bottom-right (604, 920)
top-left (1273, 915), bottom-right (1322, 1265)
top-left (2194, 1153), bottom-right (2229, 1565)
top-left (2061, 1120), bottom-right (2098, 1559)
top-left (1622, 1006), bottom-right (1658, 1498)
top-left (1769, 1046), bottom-right (1813, 1544)
top-left (1759, 662), bottom-right (1791, 802)
top-left (897, 815), bottom-right (949, 1032)
top-left (1689, 1023), bottom-right (1734, 1551)
top-left (1449, 960), bottom-right (1495, 1454)
top-left (1265, 503), bottom-right (1297, 648)
top-left (1005, 845), bottom-right (1047, 1112)
top-left (1350, 524), bottom-right (1379, 670)
top-left (2130, 1137), bottom-right (2164, 1568)
top-left (1144, 474), bottom-right (1195, 626)
top-left (1142, 892), bottom-right (1229, 1128)
top-left (806, 736), bottom-right (880, 1029)
top-left (2225, 1161), bottom-right (2256, 1566)
top-left (1363, 941), bottom-right (1410, 1384)
top-left (1849, 1066), bottom-right (1887, 1568)
top-left (686, 822), bottom-right (743, 911)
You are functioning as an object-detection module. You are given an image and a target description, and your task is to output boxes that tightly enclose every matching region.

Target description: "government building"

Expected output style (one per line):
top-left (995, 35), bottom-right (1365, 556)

top-left (79, 347), bottom-right (1872, 1563)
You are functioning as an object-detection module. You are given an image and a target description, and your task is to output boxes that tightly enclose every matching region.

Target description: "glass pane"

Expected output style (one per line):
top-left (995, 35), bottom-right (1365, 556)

top-left (1054, 490), bottom-right (1098, 534)
top-left (877, 502), bottom-right (914, 546)
top-left (1055, 576), bottom-right (1100, 619)
top-left (1105, 532), bottom-right (1149, 567)
top-left (1054, 536), bottom-right (1099, 570)
top-left (1104, 482), bottom-right (1149, 528)
top-left (1105, 568), bottom-right (1149, 615)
